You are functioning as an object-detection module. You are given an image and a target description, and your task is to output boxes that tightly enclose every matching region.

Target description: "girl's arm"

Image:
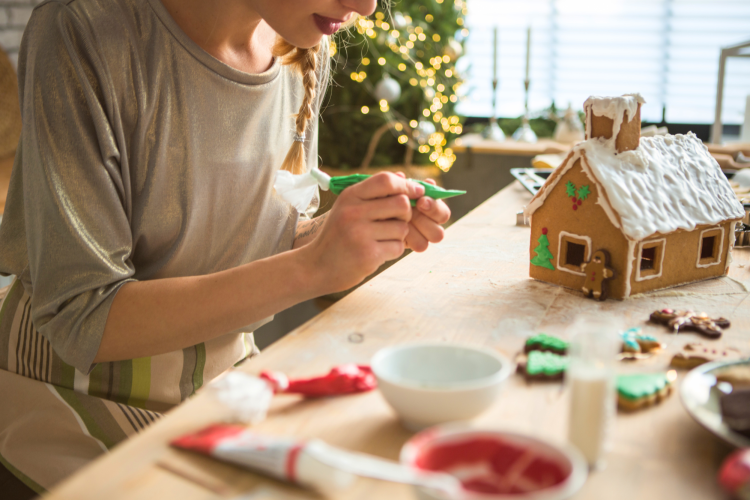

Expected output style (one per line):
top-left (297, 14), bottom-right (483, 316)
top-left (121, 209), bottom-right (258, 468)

top-left (95, 173), bottom-right (424, 363)
top-left (293, 212), bottom-right (329, 249)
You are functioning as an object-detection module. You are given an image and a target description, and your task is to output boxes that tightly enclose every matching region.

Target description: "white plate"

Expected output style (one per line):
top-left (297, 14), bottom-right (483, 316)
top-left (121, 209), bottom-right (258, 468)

top-left (680, 359), bottom-right (750, 448)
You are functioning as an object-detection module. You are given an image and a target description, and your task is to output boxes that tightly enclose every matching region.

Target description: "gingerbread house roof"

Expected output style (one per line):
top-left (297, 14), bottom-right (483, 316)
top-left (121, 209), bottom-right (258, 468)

top-left (525, 132), bottom-right (745, 241)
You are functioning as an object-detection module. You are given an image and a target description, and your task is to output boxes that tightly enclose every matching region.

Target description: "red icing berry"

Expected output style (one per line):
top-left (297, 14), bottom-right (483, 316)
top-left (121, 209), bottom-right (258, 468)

top-left (572, 204), bottom-right (578, 211)
top-left (542, 227), bottom-right (548, 235)
top-left (572, 197), bottom-right (577, 203)
top-left (577, 199), bottom-right (582, 206)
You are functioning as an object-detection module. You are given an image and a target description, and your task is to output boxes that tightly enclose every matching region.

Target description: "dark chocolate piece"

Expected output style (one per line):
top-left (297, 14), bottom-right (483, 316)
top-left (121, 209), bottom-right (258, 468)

top-left (721, 389), bottom-right (750, 437)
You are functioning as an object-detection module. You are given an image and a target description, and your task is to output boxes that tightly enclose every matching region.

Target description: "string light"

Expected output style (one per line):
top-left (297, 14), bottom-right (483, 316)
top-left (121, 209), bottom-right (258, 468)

top-left (342, 7), bottom-right (465, 173)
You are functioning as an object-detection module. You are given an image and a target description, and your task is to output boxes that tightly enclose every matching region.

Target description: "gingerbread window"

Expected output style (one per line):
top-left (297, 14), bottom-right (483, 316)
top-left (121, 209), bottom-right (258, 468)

top-left (636, 238), bottom-right (666, 281)
top-left (697, 227), bottom-right (724, 268)
top-left (557, 231), bottom-right (591, 275)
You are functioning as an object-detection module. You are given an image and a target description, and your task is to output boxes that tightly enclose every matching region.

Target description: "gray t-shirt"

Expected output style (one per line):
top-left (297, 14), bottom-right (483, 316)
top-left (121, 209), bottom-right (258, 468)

top-left (0, 0), bottom-right (324, 372)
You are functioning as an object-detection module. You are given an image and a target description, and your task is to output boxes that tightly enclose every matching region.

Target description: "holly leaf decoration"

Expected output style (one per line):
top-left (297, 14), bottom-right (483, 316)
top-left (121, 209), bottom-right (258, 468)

top-left (565, 181), bottom-right (576, 198)
top-left (577, 185), bottom-right (591, 201)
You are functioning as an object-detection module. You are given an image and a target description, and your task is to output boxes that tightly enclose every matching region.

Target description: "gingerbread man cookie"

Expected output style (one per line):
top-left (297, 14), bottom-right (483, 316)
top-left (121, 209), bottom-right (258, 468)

top-left (581, 249), bottom-right (615, 301)
top-left (617, 373), bottom-right (674, 412)
top-left (649, 309), bottom-right (730, 339)
top-left (670, 343), bottom-right (742, 369)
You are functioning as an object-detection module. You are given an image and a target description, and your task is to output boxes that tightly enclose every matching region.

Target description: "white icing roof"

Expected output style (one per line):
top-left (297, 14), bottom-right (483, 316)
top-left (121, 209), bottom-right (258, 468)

top-left (526, 132), bottom-right (745, 241)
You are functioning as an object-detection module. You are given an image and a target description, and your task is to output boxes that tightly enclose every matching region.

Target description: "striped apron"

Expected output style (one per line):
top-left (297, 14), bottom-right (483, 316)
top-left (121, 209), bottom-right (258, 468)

top-left (0, 279), bottom-right (258, 493)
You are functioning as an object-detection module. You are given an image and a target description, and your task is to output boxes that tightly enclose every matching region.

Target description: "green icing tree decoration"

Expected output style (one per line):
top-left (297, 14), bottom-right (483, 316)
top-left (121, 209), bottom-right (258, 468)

top-left (531, 228), bottom-right (555, 270)
top-left (576, 185), bottom-right (591, 201)
top-left (565, 181), bottom-right (576, 198)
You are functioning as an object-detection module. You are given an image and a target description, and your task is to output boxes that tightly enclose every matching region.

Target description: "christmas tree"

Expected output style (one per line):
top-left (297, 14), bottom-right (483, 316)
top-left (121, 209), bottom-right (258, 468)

top-left (320, 1), bottom-right (467, 171)
top-left (531, 229), bottom-right (555, 270)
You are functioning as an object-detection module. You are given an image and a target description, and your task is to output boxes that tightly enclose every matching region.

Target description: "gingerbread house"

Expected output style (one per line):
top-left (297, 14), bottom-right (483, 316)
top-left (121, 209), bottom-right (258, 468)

top-left (524, 94), bottom-right (745, 300)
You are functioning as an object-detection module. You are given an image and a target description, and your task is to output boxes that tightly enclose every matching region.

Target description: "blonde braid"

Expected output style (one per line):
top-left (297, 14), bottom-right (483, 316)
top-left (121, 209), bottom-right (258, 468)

top-left (274, 39), bottom-right (323, 175)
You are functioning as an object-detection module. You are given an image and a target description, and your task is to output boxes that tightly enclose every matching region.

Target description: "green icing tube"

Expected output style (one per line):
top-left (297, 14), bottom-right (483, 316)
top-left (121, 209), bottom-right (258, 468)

top-left (328, 174), bottom-right (466, 205)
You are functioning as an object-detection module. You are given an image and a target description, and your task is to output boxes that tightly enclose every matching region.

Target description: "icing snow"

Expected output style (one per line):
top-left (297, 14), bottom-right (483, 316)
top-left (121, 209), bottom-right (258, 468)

top-left (579, 132), bottom-right (744, 241)
top-left (525, 132), bottom-right (744, 243)
top-left (584, 94), bottom-right (645, 147)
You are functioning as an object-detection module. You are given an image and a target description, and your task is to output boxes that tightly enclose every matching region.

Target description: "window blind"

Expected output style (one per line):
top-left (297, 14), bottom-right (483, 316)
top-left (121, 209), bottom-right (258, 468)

top-left (457, 0), bottom-right (750, 125)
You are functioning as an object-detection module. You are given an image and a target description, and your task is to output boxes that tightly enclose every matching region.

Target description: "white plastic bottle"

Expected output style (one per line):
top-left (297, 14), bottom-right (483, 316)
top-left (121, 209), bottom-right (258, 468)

top-left (566, 319), bottom-right (619, 470)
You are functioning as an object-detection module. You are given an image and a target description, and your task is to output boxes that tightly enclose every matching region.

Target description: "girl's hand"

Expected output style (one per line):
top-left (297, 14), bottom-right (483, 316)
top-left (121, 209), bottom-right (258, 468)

top-left (304, 172), bottom-right (424, 294)
top-left (404, 178), bottom-right (451, 252)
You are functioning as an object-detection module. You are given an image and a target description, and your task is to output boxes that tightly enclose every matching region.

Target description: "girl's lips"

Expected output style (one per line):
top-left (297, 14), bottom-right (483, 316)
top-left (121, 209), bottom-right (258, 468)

top-left (313, 14), bottom-right (344, 35)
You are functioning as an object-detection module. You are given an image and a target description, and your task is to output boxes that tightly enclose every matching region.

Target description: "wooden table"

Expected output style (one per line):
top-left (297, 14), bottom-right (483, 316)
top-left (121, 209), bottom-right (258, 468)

top-left (45, 182), bottom-right (750, 500)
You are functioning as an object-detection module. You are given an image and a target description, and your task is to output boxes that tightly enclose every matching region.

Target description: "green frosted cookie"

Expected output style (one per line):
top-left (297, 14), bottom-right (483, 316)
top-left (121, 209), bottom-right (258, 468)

top-left (517, 351), bottom-right (569, 381)
top-left (616, 373), bottom-right (673, 411)
top-left (524, 333), bottom-right (569, 355)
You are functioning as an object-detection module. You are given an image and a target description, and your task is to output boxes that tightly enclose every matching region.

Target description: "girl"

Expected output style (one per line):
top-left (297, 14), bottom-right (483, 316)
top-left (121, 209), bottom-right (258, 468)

top-left (0, 0), bottom-right (451, 496)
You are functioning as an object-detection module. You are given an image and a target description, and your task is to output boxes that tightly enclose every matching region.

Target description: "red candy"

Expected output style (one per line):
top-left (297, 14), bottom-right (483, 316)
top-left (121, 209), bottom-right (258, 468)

top-left (719, 449), bottom-right (750, 499)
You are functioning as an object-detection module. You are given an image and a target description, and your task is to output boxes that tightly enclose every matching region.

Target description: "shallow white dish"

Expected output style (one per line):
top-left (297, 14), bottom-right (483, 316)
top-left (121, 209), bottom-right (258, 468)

top-left (371, 343), bottom-right (512, 431)
top-left (400, 425), bottom-right (588, 500)
top-left (680, 358), bottom-right (750, 448)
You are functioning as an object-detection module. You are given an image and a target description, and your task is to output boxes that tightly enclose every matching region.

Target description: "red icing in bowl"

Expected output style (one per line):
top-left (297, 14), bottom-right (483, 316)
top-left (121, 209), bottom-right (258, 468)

top-left (415, 437), bottom-right (569, 495)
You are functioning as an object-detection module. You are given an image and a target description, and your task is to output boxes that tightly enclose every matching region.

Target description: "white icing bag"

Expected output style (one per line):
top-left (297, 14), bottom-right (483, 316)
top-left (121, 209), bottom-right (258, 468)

top-left (207, 371), bottom-right (274, 424)
top-left (274, 168), bottom-right (332, 214)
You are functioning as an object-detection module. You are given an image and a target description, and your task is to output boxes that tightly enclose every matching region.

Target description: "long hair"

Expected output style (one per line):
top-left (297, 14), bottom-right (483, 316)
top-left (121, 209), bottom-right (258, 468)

top-left (273, 39), bottom-right (324, 175)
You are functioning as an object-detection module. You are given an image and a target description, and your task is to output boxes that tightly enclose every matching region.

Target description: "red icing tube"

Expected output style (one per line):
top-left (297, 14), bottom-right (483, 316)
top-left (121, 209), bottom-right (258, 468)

top-left (172, 424), bottom-right (313, 486)
top-left (260, 364), bottom-right (376, 397)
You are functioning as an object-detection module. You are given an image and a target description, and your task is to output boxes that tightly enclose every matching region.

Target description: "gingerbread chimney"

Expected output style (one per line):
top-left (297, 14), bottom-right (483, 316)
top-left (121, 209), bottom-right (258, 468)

top-left (584, 94), bottom-right (644, 153)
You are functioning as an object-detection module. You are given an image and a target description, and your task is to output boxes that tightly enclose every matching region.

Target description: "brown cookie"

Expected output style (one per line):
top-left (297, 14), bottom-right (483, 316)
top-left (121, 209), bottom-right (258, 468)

top-left (716, 366), bottom-right (750, 389)
top-left (616, 373), bottom-right (674, 412)
top-left (516, 351), bottom-right (568, 382)
top-left (649, 309), bottom-right (730, 339)
top-left (669, 343), bottom-right (742, 369)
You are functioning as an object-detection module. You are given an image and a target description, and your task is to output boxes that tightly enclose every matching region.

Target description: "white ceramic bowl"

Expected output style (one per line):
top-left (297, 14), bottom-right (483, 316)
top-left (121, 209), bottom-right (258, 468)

top-left (400, 426), bottom-right (588, 500)
top-left (371, 343), bottom-right (512, 431)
